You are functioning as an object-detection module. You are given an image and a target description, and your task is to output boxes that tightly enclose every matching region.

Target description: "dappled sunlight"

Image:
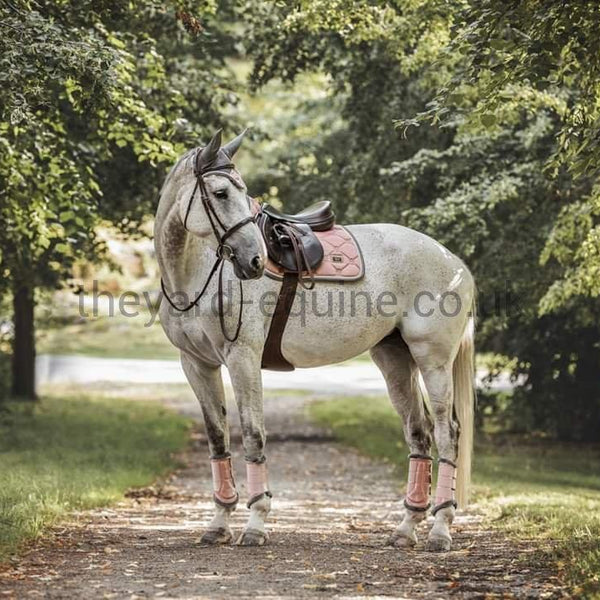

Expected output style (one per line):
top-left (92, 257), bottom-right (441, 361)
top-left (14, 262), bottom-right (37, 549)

top-left (311, 394), bottom-right (600, 596)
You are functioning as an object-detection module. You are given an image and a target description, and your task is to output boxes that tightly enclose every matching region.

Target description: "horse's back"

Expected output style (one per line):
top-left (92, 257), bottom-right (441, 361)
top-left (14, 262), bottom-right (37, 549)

top-left (347, 222), bottom-right (473, 293)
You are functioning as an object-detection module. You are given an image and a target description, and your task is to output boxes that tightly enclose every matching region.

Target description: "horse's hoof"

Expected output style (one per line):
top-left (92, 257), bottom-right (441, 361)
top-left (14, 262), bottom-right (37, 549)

top-left (426, 535), bottom-right (452, 552)
top-left (236, 528), bottom-right (268, 546)
top-left (388, 531), bottom-right (416, 549)
top-left (199, 527), bottom-right (233, 545)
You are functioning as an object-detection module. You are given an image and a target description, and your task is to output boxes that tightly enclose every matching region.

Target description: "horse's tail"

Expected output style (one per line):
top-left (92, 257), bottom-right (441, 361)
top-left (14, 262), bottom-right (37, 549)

top-left (453, 306), bottom-right (476, 509)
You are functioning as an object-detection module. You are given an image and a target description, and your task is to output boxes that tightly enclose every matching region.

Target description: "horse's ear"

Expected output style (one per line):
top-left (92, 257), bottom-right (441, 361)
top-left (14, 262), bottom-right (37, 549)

top-left (222, 129), bottom-right (247, 159)
top-left (198, 129), bottom-right (222, 169)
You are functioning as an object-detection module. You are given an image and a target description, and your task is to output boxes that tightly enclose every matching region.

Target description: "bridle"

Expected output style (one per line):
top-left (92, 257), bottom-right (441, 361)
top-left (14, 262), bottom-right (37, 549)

top-left (160, 150), bottom-right (259, 342)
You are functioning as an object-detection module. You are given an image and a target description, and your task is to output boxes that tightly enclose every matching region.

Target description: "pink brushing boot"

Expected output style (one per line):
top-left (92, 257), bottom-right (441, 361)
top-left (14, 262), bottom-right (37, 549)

top-left (210, 456), bottom-right (239, 506)
top-left (391, 454), bottom-right (432, 548)
top-left (404, 454), bottom-right (432, 512)
top-left (426, 458), bottom-right (457, 552)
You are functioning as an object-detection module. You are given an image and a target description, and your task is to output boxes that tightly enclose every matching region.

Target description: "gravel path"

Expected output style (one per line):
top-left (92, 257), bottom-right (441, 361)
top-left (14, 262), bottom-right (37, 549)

top-left (0, 391), bottom-right (564, 599)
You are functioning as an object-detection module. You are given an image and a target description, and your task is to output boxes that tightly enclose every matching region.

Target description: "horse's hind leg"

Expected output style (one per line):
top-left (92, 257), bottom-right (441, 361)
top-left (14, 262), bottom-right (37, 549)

top-left (408, 342), bottom-right (459, 552)
top-left (370, 332), bottom-right (434, 548)
top-left (181, 352), bottom-right (237, 545)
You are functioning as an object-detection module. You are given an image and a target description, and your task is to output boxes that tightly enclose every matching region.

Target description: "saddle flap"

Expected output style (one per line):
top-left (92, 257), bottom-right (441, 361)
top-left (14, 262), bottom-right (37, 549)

top-left (258, 215), bottom-right (324, 273)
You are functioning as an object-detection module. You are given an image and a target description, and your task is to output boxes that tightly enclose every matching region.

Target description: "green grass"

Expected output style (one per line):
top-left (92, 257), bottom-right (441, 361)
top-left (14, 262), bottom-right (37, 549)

top-left (37, 312), bottom-right (179, 360)
top-left (0, 391), bottom-right (192, 561)
top-left (309, 396), bottom-right (600, 598)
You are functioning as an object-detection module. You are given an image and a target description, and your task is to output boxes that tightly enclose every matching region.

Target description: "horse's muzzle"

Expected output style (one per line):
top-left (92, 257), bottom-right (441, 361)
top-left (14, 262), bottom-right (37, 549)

top-left (234, 254), bottom-right (265, 280)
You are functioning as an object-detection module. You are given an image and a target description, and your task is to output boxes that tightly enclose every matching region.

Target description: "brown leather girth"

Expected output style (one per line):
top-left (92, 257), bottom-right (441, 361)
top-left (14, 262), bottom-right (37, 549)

top-left (261, 272), bottom-right (298, 371)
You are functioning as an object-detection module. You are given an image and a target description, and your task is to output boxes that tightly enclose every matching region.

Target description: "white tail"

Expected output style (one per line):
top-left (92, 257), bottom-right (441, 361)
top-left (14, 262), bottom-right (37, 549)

top-left (453, 312), bottom-right (475, 509)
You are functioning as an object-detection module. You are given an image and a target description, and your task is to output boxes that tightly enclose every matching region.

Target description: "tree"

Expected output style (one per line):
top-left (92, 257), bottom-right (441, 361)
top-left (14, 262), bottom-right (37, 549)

top-left (242, 0), bottom-right (600, 440)
top-left (398, 0), bottom-right (600, 313)
top-left (0, 0), bottom-right (239, 399)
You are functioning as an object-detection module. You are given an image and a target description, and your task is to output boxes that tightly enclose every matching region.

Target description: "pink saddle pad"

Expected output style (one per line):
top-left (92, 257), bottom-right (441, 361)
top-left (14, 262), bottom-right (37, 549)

top-left (264, 224), bottom-right (365, 282)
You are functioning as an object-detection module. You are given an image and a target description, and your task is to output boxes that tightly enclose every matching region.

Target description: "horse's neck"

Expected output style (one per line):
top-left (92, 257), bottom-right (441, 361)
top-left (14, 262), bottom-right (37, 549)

top-left (156, 202), bottom-right (211, 295)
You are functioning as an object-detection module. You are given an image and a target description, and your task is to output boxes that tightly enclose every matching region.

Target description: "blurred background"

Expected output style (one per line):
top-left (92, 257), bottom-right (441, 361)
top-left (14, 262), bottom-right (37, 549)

top-left (1, 1), bottom-right (599, 595)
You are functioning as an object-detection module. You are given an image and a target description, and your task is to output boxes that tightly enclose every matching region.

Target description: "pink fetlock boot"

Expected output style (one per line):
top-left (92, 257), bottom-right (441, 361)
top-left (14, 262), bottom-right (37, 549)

top-left (210, 456), bottom-right (239, 507)
top-left (432, 458), bottom-right (457, 514)
top-left (404, 454), bottom-right (432, 512)
top-left (246, 461), bottom-right (272, 508)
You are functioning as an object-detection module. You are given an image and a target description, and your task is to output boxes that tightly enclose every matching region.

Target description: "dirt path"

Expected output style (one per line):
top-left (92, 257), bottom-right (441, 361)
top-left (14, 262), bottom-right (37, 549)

top-left (0, 392), bottom-right (565, 599)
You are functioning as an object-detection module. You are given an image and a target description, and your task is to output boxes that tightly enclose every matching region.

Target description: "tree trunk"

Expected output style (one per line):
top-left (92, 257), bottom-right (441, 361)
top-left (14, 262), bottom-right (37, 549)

top-left (11, 282), bottom-right (37, 401)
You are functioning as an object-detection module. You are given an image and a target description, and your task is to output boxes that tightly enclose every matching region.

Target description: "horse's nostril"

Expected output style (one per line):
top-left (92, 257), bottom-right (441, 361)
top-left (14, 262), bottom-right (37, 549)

top-left (251, 255), bottom-right (264, 272)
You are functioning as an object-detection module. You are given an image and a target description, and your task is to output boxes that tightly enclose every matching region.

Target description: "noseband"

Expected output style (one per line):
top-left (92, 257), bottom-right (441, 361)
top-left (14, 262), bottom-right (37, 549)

top-left (161, 150), bottom-right (258, 342)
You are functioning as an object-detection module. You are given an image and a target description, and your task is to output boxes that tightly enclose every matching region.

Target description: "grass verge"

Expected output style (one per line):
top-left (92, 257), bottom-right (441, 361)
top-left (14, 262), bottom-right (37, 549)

top-left (0, 391), bottom-right (192, 561)
top-left (37, 312), bottom-right (179, 360)
top-left (309, 395), bottom-right (600, 598)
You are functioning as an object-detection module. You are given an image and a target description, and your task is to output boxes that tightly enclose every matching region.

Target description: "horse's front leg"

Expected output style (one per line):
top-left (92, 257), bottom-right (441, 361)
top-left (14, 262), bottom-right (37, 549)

top-left (181, 352), bottom-right (238, 545)
top-left (226, 345), bottom-right (271, 546)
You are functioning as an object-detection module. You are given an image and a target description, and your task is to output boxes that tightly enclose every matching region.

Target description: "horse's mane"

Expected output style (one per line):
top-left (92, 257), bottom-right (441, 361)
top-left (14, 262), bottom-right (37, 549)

top-left (161, 148), bottom-right (197, 191)
top-left (155, 147), bottom-right (198, 222)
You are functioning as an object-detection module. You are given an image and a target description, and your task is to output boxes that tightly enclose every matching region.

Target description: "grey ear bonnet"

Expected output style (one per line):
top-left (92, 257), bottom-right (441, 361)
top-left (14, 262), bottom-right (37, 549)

top-left (222, 129), bottom-right (247, 158)
top-left (196, 129), bottom-right (248, 174)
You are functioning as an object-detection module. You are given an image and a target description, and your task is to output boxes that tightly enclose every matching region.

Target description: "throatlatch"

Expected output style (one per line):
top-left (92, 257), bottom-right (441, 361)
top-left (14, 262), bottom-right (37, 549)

top-left (404, 454), bottom-right (432, 512)
top-left (246, 461), bottom-right (272, 508)
top-left (432, 458), bottom-right (457, 514)
top-left (210, 456), bottom-right (238, 507)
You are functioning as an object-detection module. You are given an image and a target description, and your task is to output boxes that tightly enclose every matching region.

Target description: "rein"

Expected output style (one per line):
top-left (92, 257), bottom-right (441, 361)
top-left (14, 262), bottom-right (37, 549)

top-left (160, 152), bottom-right (257, 342)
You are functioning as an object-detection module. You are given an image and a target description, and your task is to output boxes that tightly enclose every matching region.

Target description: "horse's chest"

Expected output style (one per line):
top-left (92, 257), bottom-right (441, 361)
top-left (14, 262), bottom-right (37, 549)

top-left (162, 306), bottom-right (223, 363)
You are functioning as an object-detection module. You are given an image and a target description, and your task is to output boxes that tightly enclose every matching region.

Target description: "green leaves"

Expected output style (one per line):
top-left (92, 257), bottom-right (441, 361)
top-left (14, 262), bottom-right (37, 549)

top-left (246, 0), bottom-right (600, 315)
top-left (0, 0), bottom-right (239, 296)
top-left (241, 0), bottom-right (600, 440)
top-left (480, 113), bottom-right (496, 127)
top-left (540, 189), bottom-right (600, 314)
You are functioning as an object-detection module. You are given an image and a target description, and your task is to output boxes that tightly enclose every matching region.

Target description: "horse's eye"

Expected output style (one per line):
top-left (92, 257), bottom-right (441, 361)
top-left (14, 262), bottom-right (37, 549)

top-left (214, 189), bottom-right (227, 199)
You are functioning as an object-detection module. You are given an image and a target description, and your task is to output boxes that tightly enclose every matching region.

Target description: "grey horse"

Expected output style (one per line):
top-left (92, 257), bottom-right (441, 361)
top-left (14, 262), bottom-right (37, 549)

top-left (155, 130), bottom-right (475, 551)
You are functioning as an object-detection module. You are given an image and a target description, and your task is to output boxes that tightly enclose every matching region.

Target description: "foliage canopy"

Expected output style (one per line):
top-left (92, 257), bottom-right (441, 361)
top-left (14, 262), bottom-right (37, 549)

top-left (1, 0), bottom-right (599, 438)
top-left (243, 0), bottom-right (600, 440)
top-left (0, 0), bottom-right (237, 294)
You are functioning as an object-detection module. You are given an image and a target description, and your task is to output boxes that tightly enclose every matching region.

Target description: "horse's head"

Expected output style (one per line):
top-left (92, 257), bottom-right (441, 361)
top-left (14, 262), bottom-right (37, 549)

top-left (181, 129), bottom-right (266, 280)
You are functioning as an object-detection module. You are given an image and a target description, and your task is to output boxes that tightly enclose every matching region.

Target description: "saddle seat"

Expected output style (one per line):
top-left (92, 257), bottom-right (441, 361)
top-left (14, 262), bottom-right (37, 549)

top-left (261, 200), bottom-right (335, 232)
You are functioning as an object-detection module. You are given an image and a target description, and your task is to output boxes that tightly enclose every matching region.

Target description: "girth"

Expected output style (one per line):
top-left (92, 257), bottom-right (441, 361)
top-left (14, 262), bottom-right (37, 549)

top-left (261, 272), bottom-right (299, 371)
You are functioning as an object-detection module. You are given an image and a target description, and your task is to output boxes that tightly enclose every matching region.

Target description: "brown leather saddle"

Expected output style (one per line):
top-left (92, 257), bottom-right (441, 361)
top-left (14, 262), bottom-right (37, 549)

top-left (257, 201), bottom-right (334, 278)
top-left (257, 201), bottom-right (336, 371)
top-left (261, 201), bottom-right (335, 231)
